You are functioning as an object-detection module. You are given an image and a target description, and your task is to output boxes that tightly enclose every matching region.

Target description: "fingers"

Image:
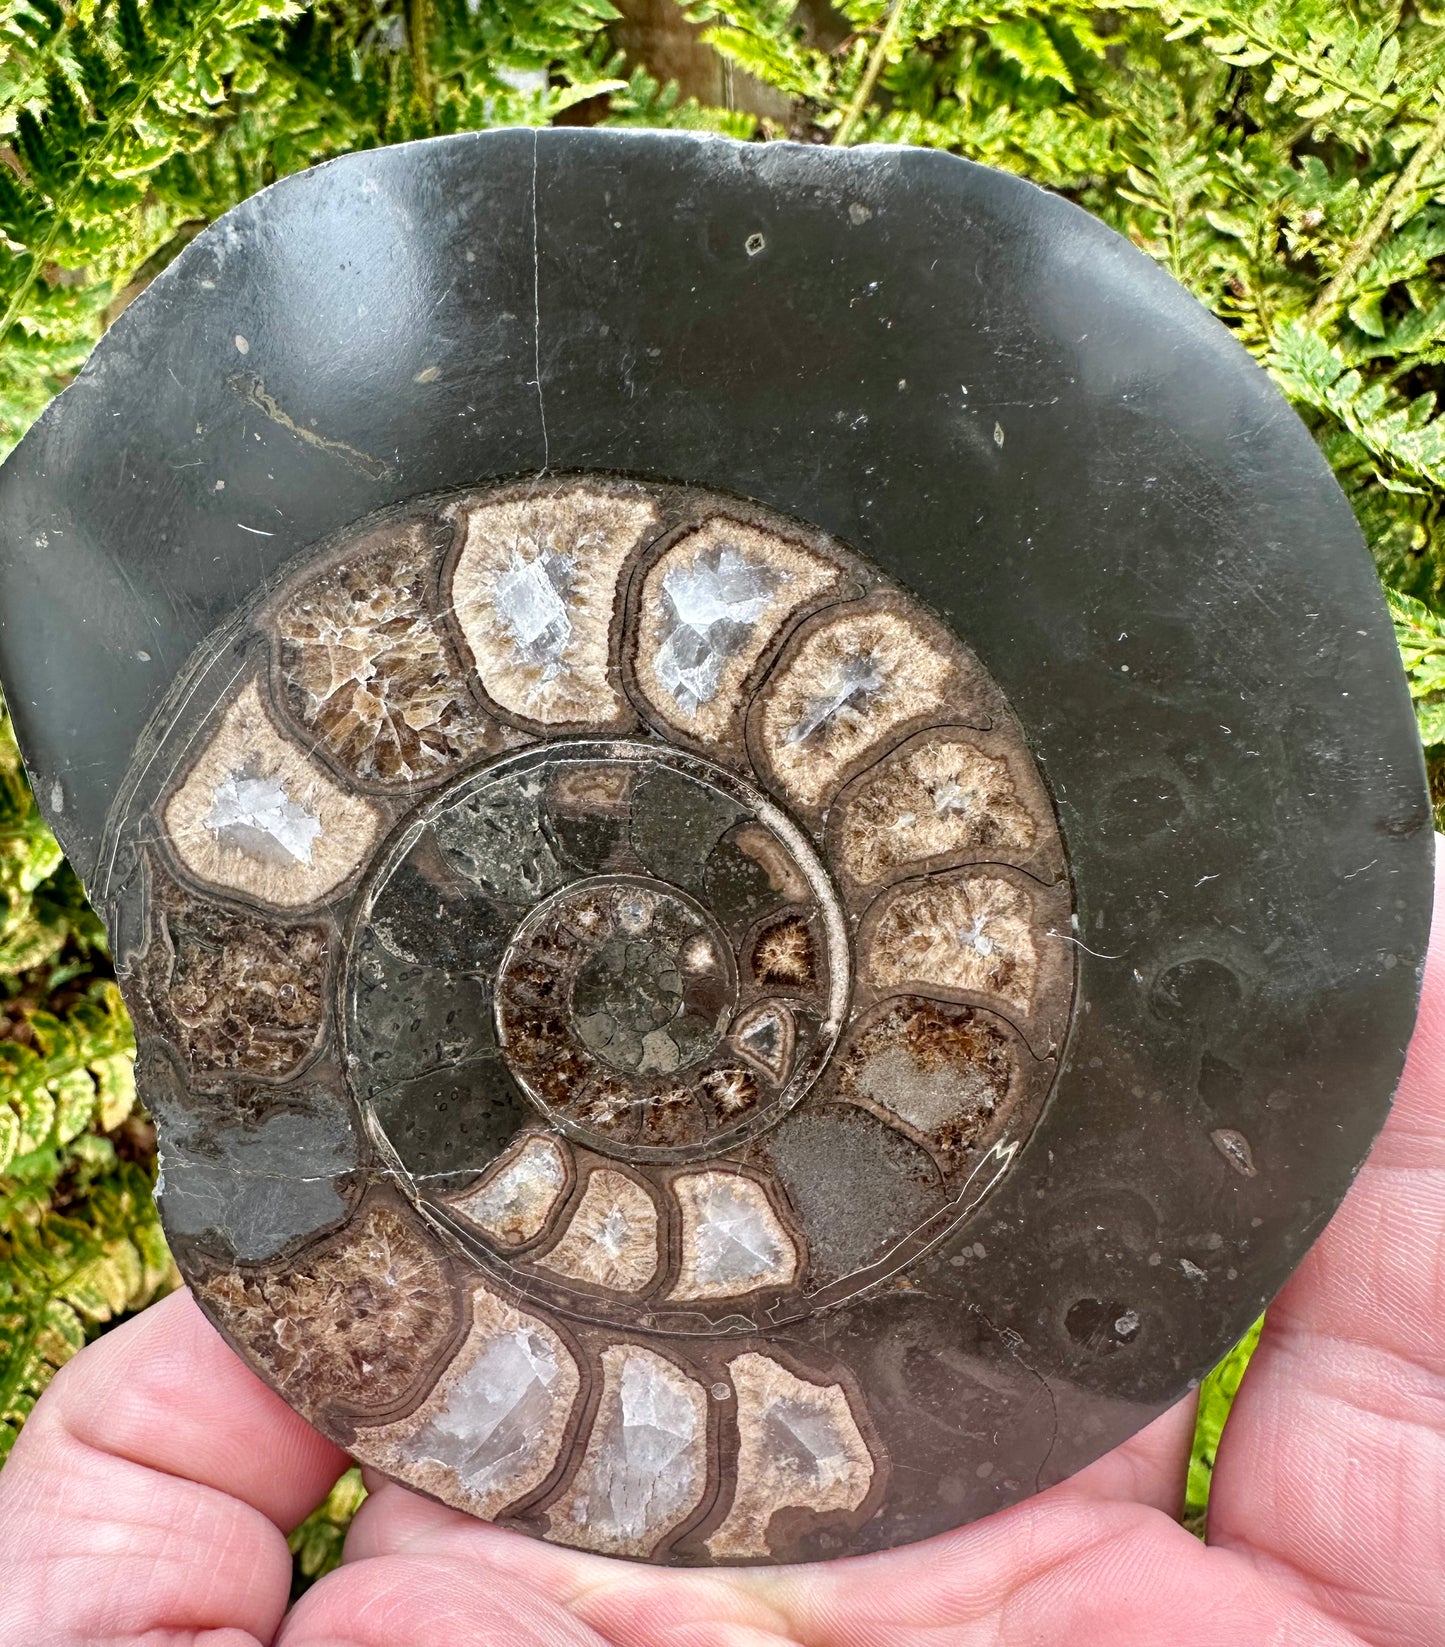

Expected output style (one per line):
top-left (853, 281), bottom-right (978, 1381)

top-left (276, 1549), bottom-right (610, 1647)
top-left (1051, 1392), bottom-right (1199, 1516)
top-left (0, 1288), bottom-right (348, 1647)
top-left (340, 1396), bottom-right (1196, 1593)
top-left (1207, 842), bottom-right (1445, 1647)
top-left (328, 1480), bottom-right (1357, 1647)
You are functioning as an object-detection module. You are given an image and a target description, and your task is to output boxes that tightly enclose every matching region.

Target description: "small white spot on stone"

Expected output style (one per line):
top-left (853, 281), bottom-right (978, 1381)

top-left (48, 779), bottom-right (63, 814)
top-left (680, 934), bottom-right (719, 974)
top-left (615, 887), bottom-right (655, 934)
top-left (993, 421), bottom-right (1004, 447)
top-left (234, 334), bottom-right (250, 355)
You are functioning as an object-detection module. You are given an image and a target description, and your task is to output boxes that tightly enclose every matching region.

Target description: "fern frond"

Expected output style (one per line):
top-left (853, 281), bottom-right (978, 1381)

top-left (0, 1163), bottom-right (174, 1461)
top-left (1387, 586), bottom-right (1445, 743)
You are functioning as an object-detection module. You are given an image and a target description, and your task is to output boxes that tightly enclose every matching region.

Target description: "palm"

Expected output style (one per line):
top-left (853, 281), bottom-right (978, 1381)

top-left (5, 873), bottom-right (1443, 1647)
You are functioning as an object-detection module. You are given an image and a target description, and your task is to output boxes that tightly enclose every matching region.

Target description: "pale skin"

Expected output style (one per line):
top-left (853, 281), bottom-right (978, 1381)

top-left (3, 864), bottom-right (1444, 1647)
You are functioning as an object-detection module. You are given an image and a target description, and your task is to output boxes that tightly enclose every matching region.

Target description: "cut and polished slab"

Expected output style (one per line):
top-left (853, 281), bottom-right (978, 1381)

top-left (0, 128), bottom-right (1430, 1567)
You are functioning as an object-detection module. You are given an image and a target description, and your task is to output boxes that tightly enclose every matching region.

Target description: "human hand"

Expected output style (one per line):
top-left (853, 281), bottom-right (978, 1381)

top-left (3, 860), bottom-right (1442, 1647)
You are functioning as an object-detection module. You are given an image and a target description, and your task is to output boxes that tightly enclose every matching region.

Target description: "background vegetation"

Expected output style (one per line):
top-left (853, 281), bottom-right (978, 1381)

top-left (0, 0), bottom-right (1438, 1580)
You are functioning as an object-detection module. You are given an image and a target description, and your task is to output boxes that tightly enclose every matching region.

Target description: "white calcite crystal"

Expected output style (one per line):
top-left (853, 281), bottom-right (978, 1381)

top-left (785, 652), bottom-right (886, 746)
top-left (864, 871), bottom-right (1038, 1015)
top-left (537, 1169), bottom-right (659, 1292)
top-left (204, 771), bottom-right (322, 867)
top-left (448, 483), bottom-right (657, 725)
top-left (634, 518), bottom-right (841, 742)
top-left (707, 1352), bottom-right (875, 1560)
top-left (450, 1133), bottom-right (569, 1247)
top-left (546, 1345), bottom-right (708, 1556)
top-left (654, 547), bottom-right (780, 714)
top-left (163, 679), bottom-right (382, 908)
top-left (493, 546), bottom-right (575, 677)
top-left (759, 603), bottom-right (962, 809)
top-left (669, 1170), bottom-right (799, 1300)
top-left (362, 1284), bottom-right (579, 1520)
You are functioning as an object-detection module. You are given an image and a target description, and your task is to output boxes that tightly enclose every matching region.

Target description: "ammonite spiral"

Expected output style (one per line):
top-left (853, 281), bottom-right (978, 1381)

top-left (2, 129), bottom-right (1428, 1571)
top-left (114, 476), bottom-right (1071, 1561)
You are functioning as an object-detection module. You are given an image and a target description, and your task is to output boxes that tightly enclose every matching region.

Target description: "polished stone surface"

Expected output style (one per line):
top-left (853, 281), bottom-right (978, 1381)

top-left (0, 129), bottom-right (1431, 1566)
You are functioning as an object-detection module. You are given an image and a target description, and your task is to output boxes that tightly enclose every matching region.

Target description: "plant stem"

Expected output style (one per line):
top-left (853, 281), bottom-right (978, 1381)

top-left (407, 0), bottom-right (434, 115)
top-left (832, 0), bottom-right (908, 147)
top-left (1312, 100), bottom-right (1445, 322)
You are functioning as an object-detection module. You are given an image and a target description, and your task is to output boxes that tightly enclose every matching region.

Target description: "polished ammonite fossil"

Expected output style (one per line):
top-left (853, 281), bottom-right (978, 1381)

top-left (0, 128), bottom-right (1429, 1572)
top-left (116, 475), bottom-right (1072, 1561)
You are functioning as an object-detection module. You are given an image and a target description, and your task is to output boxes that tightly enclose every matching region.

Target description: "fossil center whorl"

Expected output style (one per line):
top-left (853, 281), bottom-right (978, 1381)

top-left (347, 739), bottom-right (851, 1169)
top-left (504, 878), bottom-right (737, 1077)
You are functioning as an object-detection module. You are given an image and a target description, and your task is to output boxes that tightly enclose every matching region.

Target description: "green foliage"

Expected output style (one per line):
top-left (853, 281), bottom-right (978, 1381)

top-left (0, 696), bottom-right (175, 1462)
top-left (289, 1467), bottom-right (368, 1590)
top-left (1388, 585), bottom-right (1445, 744)
top-left (0, 1160), bottom-right (174, 1459)
top-left (1185, 1314), bottom-right (1264, 1533)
